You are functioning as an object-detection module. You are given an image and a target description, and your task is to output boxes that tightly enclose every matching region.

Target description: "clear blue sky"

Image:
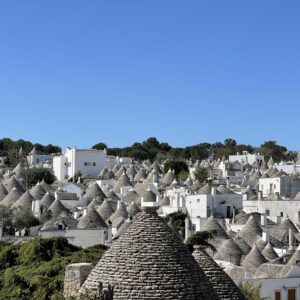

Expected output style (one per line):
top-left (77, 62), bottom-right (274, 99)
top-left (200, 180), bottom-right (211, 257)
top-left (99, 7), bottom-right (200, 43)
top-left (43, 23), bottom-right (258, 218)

top-left (0, 1), bottom-right (299, 150)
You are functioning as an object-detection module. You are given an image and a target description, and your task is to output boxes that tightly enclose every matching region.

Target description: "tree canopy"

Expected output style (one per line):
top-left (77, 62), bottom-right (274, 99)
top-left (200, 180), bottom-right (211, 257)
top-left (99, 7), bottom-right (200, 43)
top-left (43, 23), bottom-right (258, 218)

top-left (0, 237), bottom-right (106, 300)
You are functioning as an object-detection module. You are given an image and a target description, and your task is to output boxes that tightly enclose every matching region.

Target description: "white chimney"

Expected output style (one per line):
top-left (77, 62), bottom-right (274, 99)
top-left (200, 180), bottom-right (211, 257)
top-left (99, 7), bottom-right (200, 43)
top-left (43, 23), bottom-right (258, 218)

top-left (262, 232), bottom-right (269, 242)
top-left (185, 217), bottom-right (190, 241)
top-left (289, 228), bottom-right (293, 247)
top-left (258, 191), bottom-right (262, 200)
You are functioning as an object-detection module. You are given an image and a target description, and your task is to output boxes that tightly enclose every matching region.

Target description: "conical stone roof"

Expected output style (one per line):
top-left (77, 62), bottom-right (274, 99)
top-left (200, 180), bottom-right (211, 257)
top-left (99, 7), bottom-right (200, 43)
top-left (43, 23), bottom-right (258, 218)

top-left (280, 218), bottom-right (299, 233)
top-left (80, 208), bottom-right (219, 299)
top-left (106, 190), bottom-right (120, 201)
top-left (193, 246), bottom-right (246, 300)
top-left (113, 173), bottom-right (132, 193)
top-left (123, 190), bottom-right (141, 206)
top-left (40, 192), bottom-right (55, 209)
top-left (97, 199), bottom-right (115, 222)
top-left (127, 201), bottom-right (141, 217)
top-left (134, 168), bottom-right (147, 181)
top-left (40, 179), bottom-right (54, 193)
top-left (202, 216), bottom-right (229, 239)
top-left (241, 245), bottom-right (268, 269)
top-left (48, 199), bottom-right (69, 217)
top-left (238, 216), bottom-right (263, 246)
top-left (109, 202), bottom-right (128, 227)
top-left (161, 169), bottom-right (176, 186)
top-left (287, 245), bottom-right (300, 266)
top-left (233, 237), bottom-right (251, 255)
top-left (1, 187), bottom-right (23, 207)
top-left (30, 183), bottom-right (46, 200)
top-left (4, 176), bottom-right (25, 193)
top-left (0, 183), bottom-right (8, 201)
top-left (262, 243), bottom-right (279, 261)
top-left (255, 237), bottom-right (268, 252)
top-left (159, 195), bottom-right (170, 207)
top-left (87, 197), bottom-right (104, 209)
top-left (214, 238), bottom-right (244, 265)
top-left (12, 190), bottom-right (34, 210)
top-left (85, 182), bottom-right (107, 200)
top-left (77, 207), bottom-right (107, 229)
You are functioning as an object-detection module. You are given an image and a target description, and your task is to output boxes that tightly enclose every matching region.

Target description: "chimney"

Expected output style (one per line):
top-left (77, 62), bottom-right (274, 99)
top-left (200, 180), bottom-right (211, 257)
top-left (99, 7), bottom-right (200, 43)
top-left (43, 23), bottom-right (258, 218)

top-left (63, 263), bottom-right (93, 298)
top-left (211, 186), bottom-right (216, 197)
top-left (261, 214), bottom-right (267, 227)
top-left (262, 232), bottom-right (269, 242)
top-left (258, 191), bottom-right (262, 200)
top-left (185, 217), bottom-right (190, 241)
top-left (232, 206), bottom-right (236, 224)
top-left (289, 228), bottom-right (294, 247)
top-left (226, 177), bottom-right (230, 189)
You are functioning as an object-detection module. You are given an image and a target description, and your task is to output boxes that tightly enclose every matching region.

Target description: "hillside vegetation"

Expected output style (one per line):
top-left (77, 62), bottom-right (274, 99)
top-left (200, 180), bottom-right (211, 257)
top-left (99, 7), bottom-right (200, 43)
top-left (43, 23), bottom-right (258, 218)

top-left (0, 237), bottom-right (106, 300)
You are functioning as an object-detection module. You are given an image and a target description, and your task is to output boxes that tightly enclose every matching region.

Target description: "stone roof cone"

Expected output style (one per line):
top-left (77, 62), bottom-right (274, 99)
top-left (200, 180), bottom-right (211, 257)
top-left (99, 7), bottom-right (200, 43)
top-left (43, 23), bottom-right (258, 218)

top-left (238, 215), bottom-right (263, 246)
top-left (80, 207), bottom-right (219, 299)
top-left (202, 216), bottom-right (229, 239)
top-left (193, 246), bottom-right (246, 300)
top-left (214, 238), bottom-right (244, 265)
top-left (262, 242), bottom-right (279, 261)
top-left (241, 244), bottom-right (268, 269)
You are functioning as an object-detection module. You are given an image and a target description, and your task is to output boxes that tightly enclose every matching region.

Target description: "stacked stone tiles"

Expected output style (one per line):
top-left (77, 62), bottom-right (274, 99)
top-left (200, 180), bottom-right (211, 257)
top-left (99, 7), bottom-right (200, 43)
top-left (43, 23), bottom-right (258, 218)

top-left (81, 208), bottom-right (219, 299)
top-left (193, 246), bottom-right (246, 300)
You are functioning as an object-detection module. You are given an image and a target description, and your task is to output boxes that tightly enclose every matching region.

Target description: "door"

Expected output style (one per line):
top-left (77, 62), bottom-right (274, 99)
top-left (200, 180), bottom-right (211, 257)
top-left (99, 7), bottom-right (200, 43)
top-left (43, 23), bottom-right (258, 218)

top-left (288, 289), bottom-right (296, 300)
top-left (226, 206), bottom-right (231, 218)
top-left (274, 291), bottom-right (281, 300)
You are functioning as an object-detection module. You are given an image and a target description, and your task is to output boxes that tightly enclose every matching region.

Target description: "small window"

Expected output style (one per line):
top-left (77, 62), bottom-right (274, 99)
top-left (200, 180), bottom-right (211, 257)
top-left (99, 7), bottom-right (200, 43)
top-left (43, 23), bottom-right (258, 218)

top-left (266, 210), bottom-right (270, 216)
top-left (93, 162), bottom-right (96, 166)
top-left (275, 291), bottom-right (281, 300)
top-left (280, 212), bottom-right (283, 217)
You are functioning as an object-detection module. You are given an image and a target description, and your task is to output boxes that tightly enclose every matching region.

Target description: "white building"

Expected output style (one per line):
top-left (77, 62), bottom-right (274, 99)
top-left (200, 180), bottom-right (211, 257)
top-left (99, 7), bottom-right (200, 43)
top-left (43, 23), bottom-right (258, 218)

top-left (53, 147), bottom-right (109, 180)
top-left (259, 176), bottom-right (300, 198)
top-left (229, 151), bottom-right (264, 166)
top-left (185, 191), bottom-right (243, 231)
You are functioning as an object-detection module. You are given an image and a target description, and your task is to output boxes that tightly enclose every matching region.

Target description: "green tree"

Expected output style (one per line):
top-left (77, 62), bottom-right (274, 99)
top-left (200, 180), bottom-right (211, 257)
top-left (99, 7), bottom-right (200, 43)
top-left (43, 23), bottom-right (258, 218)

top-left (258, 141), bottom-right (287, 162)
top-left (185, 230), bottom-right (217, 251)
top-left (164, 160), bottom-right (188, 175)
top-left (92, 143), bottom-right (107, 151)
top-left (0, 237), bottom-right (107, 300)
top-left (238, 282), bottom-right (268, 300)
top-left (193, 167), bottom-right (208, 183)
top-left (164, 211), bottom-right (187, 237)
top-left (26, 168), bottom-right (56, 186)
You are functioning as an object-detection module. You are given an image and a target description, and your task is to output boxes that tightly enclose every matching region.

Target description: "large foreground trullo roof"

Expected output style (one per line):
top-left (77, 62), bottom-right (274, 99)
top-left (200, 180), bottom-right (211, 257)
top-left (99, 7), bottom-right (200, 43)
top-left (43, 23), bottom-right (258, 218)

top-left (80, 207), bottom-right (220, 299)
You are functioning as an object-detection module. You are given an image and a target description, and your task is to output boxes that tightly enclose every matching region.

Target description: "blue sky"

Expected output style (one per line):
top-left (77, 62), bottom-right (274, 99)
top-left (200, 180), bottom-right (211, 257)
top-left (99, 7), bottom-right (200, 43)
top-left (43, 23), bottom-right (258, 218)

top-left (0, 1), bottom-right (299, 150)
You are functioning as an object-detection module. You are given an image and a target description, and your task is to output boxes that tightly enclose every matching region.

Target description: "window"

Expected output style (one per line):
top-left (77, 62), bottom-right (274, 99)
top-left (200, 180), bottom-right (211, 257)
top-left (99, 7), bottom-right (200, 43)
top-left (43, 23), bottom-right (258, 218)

top-left (298, 212), bottom-right (300, 223)
top-left (274, 291), bottom-right (281, 300)
top-left (280, 212), bottom-right (283, 217)
top-left (84, 162), bottom-right (96, 166)
top-left (197, 199), bottom-right (200, 203)
top-left (266, 210), bottom-right (270, 216)
top-left (36, 158), bottom-right (40, 163)
top-left (288, 289), bottom-right (296, 300)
